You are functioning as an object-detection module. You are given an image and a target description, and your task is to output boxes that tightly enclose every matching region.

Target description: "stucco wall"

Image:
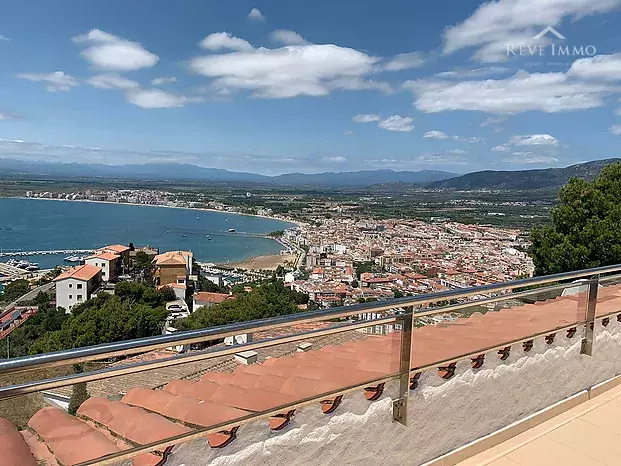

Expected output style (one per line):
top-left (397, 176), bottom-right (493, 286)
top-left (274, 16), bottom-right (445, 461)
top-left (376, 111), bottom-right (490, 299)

top-left (168, 318), bottom-right (621, 466)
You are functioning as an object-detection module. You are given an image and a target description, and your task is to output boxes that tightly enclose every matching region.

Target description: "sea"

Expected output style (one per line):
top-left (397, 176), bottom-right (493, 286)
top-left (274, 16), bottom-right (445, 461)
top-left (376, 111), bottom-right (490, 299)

top-left (0, 198), bottom-right (294, 270)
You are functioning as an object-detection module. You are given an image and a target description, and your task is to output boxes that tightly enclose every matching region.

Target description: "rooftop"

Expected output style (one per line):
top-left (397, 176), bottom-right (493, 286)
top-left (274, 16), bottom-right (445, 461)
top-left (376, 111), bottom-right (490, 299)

top-left (86, 252), bottom-right (119, 261)
top-left (194, 292), bottom-right (233, 304)
top-left (53, 264), bottom-right (101, 282)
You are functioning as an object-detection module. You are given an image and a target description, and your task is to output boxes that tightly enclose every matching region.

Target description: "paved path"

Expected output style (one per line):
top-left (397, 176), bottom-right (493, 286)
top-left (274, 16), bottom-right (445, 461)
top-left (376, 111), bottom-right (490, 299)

top-left (2, 282), bottom-right (54, 314)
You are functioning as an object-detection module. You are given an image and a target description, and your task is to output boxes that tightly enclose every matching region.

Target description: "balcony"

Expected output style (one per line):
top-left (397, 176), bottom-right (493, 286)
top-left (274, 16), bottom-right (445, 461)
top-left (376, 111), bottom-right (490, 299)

top-left (1, 265), bottom-right (621, 465)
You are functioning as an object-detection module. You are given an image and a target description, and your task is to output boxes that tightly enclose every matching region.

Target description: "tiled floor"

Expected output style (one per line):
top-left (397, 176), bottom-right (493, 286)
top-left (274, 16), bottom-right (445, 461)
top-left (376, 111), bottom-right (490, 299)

top-left (458, 383), bottom-right (621, 466)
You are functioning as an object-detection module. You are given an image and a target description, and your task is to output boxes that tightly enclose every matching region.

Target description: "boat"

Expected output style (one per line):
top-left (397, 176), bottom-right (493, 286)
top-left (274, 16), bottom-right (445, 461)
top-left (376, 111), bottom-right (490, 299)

top-left (182, 234), bottom-right (188, 238)
top-left (64, 255), bottom-right (86, 263)
top-left (228, 228), bottom-right (236, 232)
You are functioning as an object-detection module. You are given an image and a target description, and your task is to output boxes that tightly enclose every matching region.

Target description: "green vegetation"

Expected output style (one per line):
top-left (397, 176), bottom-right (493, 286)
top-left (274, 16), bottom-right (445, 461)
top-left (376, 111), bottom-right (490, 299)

top-left (0, 279), bottom-right (30, 303)
top-left (68, 365), bottom-right (89, 415)
top-left (354, 261), bottom-right (379, 279)
top-left (6, 283), bottom-right (172, 357)
top-left (177, 279), bottom-right (308, 331)
top-left (132, 251), bottom-right (153, 276)
top-left (530, 163), bottom-right (621, 276)
top-left (267, 230), bottom-right (284, 237)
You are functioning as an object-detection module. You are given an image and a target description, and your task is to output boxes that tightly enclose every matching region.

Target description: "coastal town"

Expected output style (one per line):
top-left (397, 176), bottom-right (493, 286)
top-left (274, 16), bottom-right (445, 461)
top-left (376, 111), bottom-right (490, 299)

top-left (1, 188), bottom-right (533, 338)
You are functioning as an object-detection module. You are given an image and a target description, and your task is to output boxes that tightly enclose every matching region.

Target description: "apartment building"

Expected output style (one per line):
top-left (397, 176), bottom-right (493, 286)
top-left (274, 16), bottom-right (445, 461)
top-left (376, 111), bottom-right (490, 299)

top-left (53, 264), bottom-right (102, 312)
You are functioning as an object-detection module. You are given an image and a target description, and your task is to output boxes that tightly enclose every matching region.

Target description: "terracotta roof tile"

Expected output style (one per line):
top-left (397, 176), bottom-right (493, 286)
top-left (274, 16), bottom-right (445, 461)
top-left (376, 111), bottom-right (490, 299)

top-left (54, 264), bottom-right (101, 282)
top-left (86, 252), bottom-right (119, 261)
top-left (0, 418), bottom-right (37, 466)
top-left (194, 292), bottom-right (233, 304)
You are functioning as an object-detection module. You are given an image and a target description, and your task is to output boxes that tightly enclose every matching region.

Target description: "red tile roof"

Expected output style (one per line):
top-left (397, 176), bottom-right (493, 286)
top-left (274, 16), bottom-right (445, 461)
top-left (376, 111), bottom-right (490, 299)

top-left (53, 264), bottom-right (101, 282)
top-left (87, 252), bottom-right (119, 261)
top-left (194, 292), bottom-right (233, 304)
top-left (1, 284), bottom-right (620, 465)
top-left (101, 244), bottom-right (130, 254)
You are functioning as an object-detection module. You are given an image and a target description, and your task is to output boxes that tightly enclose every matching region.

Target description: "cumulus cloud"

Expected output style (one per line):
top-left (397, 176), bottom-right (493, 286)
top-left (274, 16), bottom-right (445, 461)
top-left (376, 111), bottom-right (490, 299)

top-left (378, 115), bottom-right (414, 132)
top-left (270, 30), bottom-right (308, 45)
top-left (568, 53), bottom-right (621, 81)
top-left (126, 89), bottom-right (201, 109)
top-left (248, 8), bottom-right (265, 21)
top-left (418, 151), bottom-right (468, 164)
top-left (353, 114), bottom-right (381, 123)
top-left (190, 41), bottom-right (380, 99)
top-left (424, 130), bottom-right (449, 139)
top-left (151, 76), bottom-right (177, 86)
top-left (343, 130), bottom-right (354, 136)
top-left (382, 52), bottom-right (426, 71)
top-left (442, 0), bottom-right (621, 62)
top-left (481, 115), bottom-right (507, 127)
top-left (405, 70), bottom-right (616, 114)
top-left (17, 71), bottom-right (78, 92)
top-left (199, 32), bottom-right (254, 52)
top-left (509, 134), bottom-right (559, 146)
top-left (435, 67), bottom-right (511, 78)
top-left (492, 144), bottom-right (511, 152)
top-left (0, 34), bottom-right (8, 41)
top-left (323, 155), bottom-right (346, 162)
top-left (72, 29), bottom-right (159, 71)
top-left (87, 73), bottom-right (139, 90)
top-left (611, 124), bottom-right (621, 135)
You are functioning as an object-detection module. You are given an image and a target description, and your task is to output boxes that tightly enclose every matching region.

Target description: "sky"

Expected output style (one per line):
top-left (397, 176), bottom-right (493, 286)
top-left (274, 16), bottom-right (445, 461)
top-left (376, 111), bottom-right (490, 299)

top-left (1, 0), bottom-right (621, 175)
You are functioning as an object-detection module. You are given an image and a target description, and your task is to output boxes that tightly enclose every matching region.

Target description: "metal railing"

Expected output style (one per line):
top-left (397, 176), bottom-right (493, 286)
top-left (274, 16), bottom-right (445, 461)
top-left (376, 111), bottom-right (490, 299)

top-left (1, 264), bottom-right (621, 465)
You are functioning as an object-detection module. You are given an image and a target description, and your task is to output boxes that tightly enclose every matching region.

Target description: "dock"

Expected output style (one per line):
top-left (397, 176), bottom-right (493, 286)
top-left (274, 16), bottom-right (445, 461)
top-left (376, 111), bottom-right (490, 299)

top-left (0, 249), bottom-right (93, 258)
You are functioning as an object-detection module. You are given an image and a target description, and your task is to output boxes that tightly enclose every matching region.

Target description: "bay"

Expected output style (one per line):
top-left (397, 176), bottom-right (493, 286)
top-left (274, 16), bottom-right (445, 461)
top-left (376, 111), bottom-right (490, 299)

top-left (0, 198), bottom-right (293, 270)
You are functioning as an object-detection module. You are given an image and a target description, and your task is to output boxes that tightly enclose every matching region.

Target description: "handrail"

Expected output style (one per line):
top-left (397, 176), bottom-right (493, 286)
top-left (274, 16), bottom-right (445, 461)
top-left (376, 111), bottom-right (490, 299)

top-left (1, 263), bottom-right (620, 376)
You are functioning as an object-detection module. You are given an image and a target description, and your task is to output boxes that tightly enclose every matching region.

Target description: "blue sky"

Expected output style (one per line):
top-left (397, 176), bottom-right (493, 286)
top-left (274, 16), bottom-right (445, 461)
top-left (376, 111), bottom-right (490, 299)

top-left (1, 0), bottom-right (621, 175)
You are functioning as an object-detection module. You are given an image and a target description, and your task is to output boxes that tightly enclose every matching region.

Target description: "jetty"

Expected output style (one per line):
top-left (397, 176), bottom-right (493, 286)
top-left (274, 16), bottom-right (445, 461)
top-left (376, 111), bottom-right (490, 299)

top-left (0, 249), bottom-right (94, 258)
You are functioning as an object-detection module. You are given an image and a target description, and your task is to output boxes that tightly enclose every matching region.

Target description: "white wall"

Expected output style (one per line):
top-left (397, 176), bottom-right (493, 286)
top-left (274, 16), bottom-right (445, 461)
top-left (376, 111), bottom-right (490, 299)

top-left (167, 318), bottom-right (621, 466)
top-left (56, 278), bottom-right (89, 312)
top-left (84, 257), bottom-right (115, 282)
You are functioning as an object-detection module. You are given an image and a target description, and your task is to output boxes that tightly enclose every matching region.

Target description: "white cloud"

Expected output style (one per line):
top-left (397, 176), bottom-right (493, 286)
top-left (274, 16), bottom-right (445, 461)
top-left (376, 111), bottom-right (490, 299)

top-left (72, 29), bottom-right (158, 71)
top-left (435, 67), bottom-right (511, 78)
top-left (0, 34), bottom-right (8, 41)
top-left (503, 152), bottom-right (559, 164)
top-left (509, 134), bottom-right (559, 146)
top-left (87, 73), bottom-right (139, 90)
top-left (151, 76), bottom-right (177, 86)
top-left (0, 113), bottom-right (10, 120)
top-left (382, 52), bottom-right (426, 71)
top-left (270, 30), bottom-right (308, 45)
top-left (492, 144), bottom-right (511, 152)
top-left (344, 130), bottom-right (354, 136)
top-left (199, 32), bottom-right (254, 52)
top-left (611, 124), bottom-right (621, 135)
top-left (424, 130), bottom-right (449, 139)
top-left (323, 155), bottom-right (346, 162)
top-left (378, 115), bottom-right (414, 132)
top-left (418, 152), bottom-right (468, 164)
top-left (442, 0), bottom-right (621, 62)
top-left (568, 53), bottom-right (621, 81)
top-left (190, 41), bottom-right (379, 98)
top-left (126, 89), bottom-right (201, 109)
top-left (16, 71), bottom-right (78, 92)
top-left (248, 8), bottom-right (265, 21)
top-left (405, 70), bottom-right (616, 114)
top-left (353, 113), bottom-right (381, 123)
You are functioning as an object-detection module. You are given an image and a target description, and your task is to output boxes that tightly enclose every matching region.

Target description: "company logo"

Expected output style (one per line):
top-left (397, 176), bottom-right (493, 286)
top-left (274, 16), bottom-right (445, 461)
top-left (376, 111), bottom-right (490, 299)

top-left (507, 26), bottom-right (596, 58)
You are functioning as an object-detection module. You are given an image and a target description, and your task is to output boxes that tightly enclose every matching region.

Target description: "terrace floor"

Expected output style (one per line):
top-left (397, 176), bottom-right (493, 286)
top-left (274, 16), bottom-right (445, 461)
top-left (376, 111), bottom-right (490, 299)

top-left (458, 382), bottom-right (621, 466)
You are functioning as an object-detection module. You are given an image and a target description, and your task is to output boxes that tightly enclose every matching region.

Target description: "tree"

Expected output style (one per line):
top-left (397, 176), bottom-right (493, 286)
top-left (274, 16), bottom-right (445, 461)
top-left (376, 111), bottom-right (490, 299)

top-left (530, 163), bottom-right (621, 275)
top-left (1, 279), bottom-right (30, 302)
top-left (68, 365), bottom-right (89, 415)
top-left (133, 251), bottom-right (152, 275)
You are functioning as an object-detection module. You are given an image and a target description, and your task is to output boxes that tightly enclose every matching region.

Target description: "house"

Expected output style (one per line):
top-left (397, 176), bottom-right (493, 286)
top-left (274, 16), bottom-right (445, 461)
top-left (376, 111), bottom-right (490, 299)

top-left (84, 252), bottom-right (120, 282)
top-left (158, 282), bottom-right (187, 301)
top-left (153, 250), bottom-right (193, 286)
top-left (193, 291), bottom-right (234, 311)
top-left (97, 244), bottom-right (131, 274)
top-left (53, 264), bottom-right (102, 312)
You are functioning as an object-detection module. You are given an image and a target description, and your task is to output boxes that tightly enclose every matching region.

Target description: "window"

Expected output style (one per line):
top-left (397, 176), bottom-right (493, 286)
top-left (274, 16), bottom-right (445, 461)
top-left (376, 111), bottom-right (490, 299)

top-left (77, 283), bottom-right (83, 289)
top-left (69, 295), bottom-right (72, 299)
top-left (69, 283), bottom-right (72, 288)
top-left (77, 295), bottom-right (83, 300)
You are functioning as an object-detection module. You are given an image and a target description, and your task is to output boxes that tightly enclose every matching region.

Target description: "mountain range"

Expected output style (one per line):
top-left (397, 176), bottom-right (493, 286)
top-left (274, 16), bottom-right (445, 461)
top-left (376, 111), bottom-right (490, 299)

top-left (0, 158), bottom-right (455, 186)
top-left (0, 157), bottom-right (618, 189)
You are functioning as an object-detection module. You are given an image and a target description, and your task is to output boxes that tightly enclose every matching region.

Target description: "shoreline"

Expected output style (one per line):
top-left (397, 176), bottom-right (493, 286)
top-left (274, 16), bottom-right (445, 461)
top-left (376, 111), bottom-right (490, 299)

top-left (10, 196), bottom-right (301, 228)
top-left (1, 197), bottom-right (300, 266)
top-left (219, 253), bottom-right (299, 271)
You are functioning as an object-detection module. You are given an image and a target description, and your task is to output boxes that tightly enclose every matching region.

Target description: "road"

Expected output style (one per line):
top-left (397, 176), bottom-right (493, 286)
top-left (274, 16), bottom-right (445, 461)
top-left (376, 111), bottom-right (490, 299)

top-left (2, 282), bottom-right (54, 313)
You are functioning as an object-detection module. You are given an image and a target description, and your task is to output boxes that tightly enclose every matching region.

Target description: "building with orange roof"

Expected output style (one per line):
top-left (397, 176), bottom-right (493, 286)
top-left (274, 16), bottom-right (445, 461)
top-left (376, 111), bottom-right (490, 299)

top-left (53, 264), bottom-right (102, 312)
top-left (85, 251), bottom-right (120, 282)
top-left (153, 250), bottom-right (193, 286)
top-left (193, 291), bottom-right (234, 310)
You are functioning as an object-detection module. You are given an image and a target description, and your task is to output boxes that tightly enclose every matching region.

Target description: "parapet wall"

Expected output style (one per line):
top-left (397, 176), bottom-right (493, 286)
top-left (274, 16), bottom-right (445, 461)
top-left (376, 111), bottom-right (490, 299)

top-left (170, 317), bottom-right (621, 466)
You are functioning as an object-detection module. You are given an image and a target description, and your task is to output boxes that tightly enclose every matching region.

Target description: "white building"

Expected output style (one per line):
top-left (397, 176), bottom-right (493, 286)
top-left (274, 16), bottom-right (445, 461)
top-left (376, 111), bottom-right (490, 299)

top-left (53, 264), bottom-right (102, 312)
top-left (84, 251), bottom-right (120, 282)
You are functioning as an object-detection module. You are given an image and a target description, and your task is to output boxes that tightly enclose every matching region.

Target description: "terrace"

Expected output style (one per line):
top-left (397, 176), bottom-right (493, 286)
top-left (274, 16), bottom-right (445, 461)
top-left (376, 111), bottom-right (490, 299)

top-left (2, 264), bottom-right (621, 465)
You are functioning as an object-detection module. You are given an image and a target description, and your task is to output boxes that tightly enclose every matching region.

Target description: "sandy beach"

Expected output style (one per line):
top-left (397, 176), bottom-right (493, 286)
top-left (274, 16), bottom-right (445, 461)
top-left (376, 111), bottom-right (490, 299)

top-left (223, 253), bottom-right (299, 270)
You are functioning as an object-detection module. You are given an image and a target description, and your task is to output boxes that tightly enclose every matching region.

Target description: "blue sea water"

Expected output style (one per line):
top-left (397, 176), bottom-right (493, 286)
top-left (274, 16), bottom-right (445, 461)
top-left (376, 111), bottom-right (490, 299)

top-left (0, 198), bottom-right (294, 270)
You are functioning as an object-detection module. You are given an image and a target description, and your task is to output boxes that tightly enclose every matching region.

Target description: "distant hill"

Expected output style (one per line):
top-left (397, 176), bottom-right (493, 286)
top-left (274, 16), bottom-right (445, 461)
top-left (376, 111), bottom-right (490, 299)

top-left (0, 158), bottom-right (456, 187)
top-left (425, 159), bottom-right (621, 191)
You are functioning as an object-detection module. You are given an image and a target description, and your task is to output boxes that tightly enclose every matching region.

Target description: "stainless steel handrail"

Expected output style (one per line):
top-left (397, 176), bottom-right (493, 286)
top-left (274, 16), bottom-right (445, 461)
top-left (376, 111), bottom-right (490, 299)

top-left (1, 263), bottom-right (620, 376)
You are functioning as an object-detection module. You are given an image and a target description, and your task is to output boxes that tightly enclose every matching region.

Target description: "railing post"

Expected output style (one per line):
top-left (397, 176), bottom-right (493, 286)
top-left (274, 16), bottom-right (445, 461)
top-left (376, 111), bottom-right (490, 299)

top-left (581, 274), bottom-right (599, 355)
top-left (393, 305), bottom-right (414, 425)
